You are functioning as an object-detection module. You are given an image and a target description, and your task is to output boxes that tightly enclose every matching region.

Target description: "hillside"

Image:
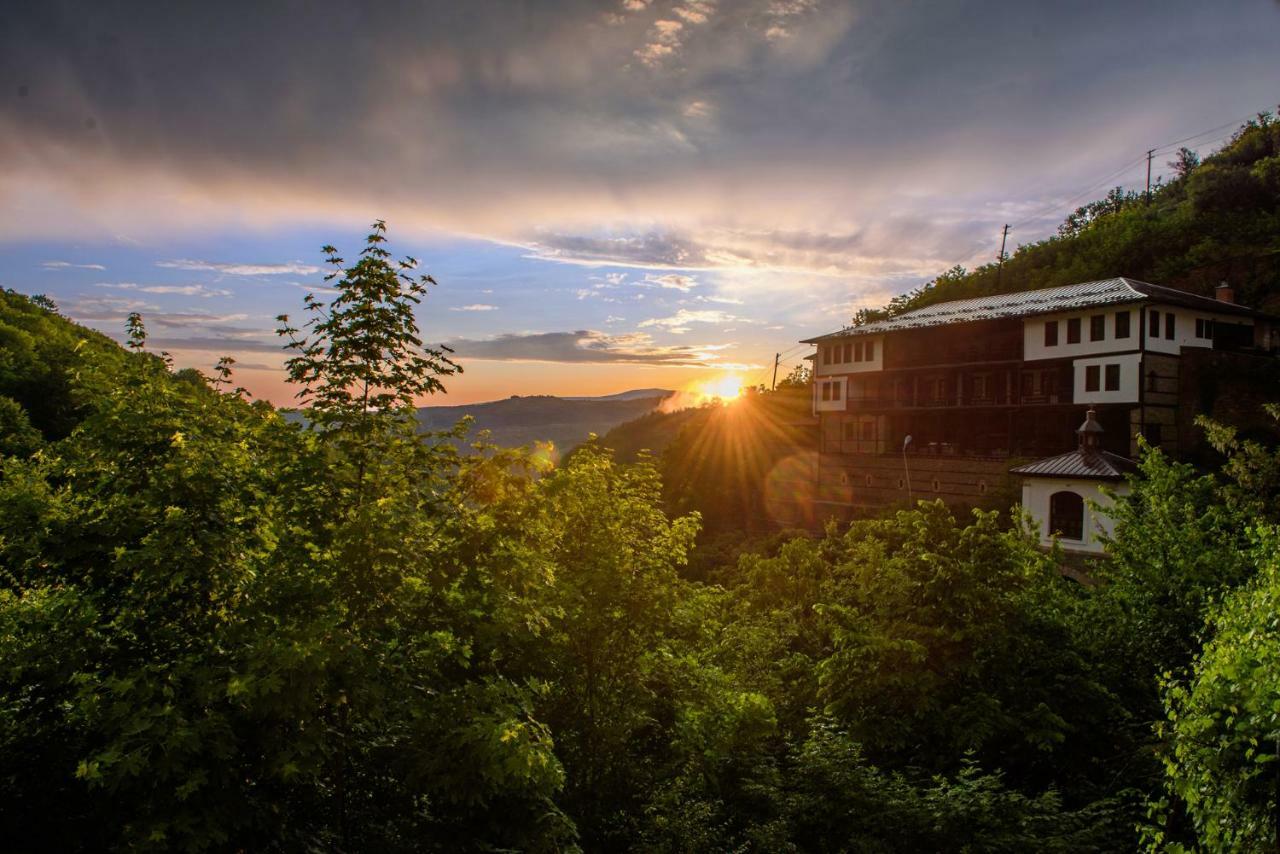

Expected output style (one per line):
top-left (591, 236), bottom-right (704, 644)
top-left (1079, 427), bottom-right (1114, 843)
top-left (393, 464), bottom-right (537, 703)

top-left (595, 387), bottom-right (819, 543)
top-left (0, 288), bottom-right (142, 440)
top-left (851, 113), bottom-right (1280, 327)
top-left (416, 391), bottom-right (673, 454)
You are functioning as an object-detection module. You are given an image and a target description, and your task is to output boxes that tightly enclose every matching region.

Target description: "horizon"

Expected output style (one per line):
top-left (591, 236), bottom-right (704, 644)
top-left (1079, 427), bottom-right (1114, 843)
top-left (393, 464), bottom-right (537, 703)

top-left (3, 1), bottom-right (1279, 405)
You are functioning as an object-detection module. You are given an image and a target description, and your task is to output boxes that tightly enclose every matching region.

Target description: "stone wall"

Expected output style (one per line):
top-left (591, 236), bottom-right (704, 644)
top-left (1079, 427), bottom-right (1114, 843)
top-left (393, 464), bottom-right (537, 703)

top-left (814, 452), bottom-right (1023, 521)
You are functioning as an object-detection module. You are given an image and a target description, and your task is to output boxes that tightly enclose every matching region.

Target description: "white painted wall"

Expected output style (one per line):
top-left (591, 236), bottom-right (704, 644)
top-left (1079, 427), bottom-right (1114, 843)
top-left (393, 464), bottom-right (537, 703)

top-left (1023, 307), bottom-right (1141, 362)
top-left (815, 336), bottom-right (883, 376)
top-left (814, 377), bottom-right (846, 412)
top-left (1020, 478), bottom-right (1130, 555)
top-left (1141, 305), bottom-right (1249, 355)
top-left (1072, 352), bottom-right (1142, 404)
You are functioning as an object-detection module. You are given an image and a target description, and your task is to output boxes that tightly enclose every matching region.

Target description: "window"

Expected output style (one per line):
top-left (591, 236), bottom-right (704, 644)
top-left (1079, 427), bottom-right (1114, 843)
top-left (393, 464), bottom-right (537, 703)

top-left (1021, 372), bottom-right (1035, 397)
top-left (1165, 312), bottom-right (1175, 340)
top-left (1067, 317), bottom-right (1081, 344)
top-left (861, 421), bottom-right (874, 441)
top-left (1042, 371), bottom-right (1057, 397)
top-left (865, 340), bottom-right (875, 361)
top-left (972, 374), bottom-right (989, 400)
top-left (1090, 314), bottom-right (1106, 342)
top-left (843, 421), bottom-right (856, 440)
top-left (821, 382), bottom-right (831, 401)
top-left (854, 341), bottom-right (863, 362)
top-left (1085, 364), bottom-right (1100, 392)
top-left (1049, 491), bottom-right (1085, 541)
top-left (842, 342), bottom-right (851, 363)
top-left (1115, 310), bottom-right (1130, 339)
top-left (1044, 321), bottom-right (1059, 347)
top-left (822, 346), bottom-right (831, 365)
top-left (1195, 318), bottom-right (1214, 339)
top-left (1149, 309), bottom-right (1160, 338)
top-left (1105, 363), bottom-right (1120, 391)
top-left (831, 382), bottom-right (841, 401)
top-left (1146, 423), bottom-right (1163, 445)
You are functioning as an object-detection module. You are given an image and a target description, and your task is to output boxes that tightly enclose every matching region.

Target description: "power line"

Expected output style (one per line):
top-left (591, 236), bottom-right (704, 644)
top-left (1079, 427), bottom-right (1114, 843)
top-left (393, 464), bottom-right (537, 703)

top-left (1149, 115), bottom-right (1254, 154)
top-left (1009, 154), bottom-right (1149, 232)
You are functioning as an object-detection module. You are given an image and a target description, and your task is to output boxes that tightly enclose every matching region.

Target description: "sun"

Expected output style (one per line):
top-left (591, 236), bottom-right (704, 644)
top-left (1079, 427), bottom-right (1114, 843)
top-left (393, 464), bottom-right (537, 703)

top-left (699, 373), bottom-right (744, 403)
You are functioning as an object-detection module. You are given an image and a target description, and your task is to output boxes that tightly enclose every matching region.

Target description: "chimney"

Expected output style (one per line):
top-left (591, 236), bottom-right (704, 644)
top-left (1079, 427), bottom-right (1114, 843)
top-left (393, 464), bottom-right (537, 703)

top-left (1215, 281), bottom-right (1235, 304)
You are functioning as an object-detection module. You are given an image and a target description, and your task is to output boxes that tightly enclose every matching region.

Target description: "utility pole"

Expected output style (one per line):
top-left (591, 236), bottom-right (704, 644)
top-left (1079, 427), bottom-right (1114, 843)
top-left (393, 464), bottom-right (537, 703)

top-left (995, 224), bottom-right (1010, 289)
top-left (771, 352), bottom-right (781, 390)
top-left (1145, 148), bottom-right (1155, 202)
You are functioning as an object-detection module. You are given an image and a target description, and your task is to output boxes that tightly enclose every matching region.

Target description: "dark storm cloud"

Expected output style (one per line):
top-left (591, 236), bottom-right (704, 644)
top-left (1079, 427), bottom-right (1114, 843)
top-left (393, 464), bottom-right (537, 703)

top-left (2, 0), bottom-right (1278, 276)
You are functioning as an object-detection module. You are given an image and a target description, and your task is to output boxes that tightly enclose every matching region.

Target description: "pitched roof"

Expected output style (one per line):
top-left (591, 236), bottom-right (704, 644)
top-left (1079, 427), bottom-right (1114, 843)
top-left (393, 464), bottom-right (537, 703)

top-left (1009, 449), bottom-right (1138, 481)
top-left (801, 277), bottom-right (1258, 343)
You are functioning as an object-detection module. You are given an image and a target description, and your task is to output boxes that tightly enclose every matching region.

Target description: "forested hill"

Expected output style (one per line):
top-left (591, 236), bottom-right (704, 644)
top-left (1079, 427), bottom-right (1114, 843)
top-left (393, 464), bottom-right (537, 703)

top-left (416, 391), bottom-right (672, 455)
top-left (0, 288), bottom-right (135, 442)
top-left (859, 112), bottom-right (1280, 324)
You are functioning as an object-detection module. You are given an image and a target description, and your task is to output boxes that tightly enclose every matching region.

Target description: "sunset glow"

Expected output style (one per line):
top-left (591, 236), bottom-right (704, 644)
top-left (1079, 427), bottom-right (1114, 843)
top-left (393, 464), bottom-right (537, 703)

top-left (697, 373), bottom-right (744, 403)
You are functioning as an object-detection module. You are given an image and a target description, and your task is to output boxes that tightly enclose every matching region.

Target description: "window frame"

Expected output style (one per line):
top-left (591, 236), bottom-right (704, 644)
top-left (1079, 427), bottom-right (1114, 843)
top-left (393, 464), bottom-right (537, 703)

top-left (1049, 490), bottom-right (1085, 542)
top-left (1090, 314), bottom-right (1106, 342)
top-left (1085, 364), bottom-right (1100, 392)
top-left (1104, 363), bottom-right (1120, 391)
top-left (1044, 320), bottom-right (1059, 347)
top-left (1114, 310), bottom-right (1130, 339)
top-left (1067, 317), bottom-right (1081, 344)
top-left (1165, 312), bottom-right (1175, 340)
top-left (1149, 309), bottom-right (1160, 338)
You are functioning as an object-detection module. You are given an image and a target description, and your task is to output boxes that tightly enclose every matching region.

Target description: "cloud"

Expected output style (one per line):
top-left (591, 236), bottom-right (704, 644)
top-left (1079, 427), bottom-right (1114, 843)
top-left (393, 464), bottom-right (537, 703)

top-left (42, 260), bottom-right (105, 270)
top-left (643, 273), bottom-right (697, 291)
top-left (638, 308), bottom-right (750, 334)
top-left (147, 336), bottom-right (282, 353)
top-left (96, 282), bottom-right (232, 297)
top-left (1, 0), bottom-right (1275, 307)
top-left (447, 329), bottom-right (736, 366)
top-left (449, 303), bottom-right (498, 311)
top-left (529, 232), bottom-right (711, 269)
top-left (156, 259), bottom-right (324, 276)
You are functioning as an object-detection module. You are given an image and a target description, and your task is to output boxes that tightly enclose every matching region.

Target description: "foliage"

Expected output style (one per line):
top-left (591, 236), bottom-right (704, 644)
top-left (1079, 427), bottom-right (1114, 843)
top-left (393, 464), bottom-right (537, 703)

top-left (1152, 527), bottom-right (1280, 852)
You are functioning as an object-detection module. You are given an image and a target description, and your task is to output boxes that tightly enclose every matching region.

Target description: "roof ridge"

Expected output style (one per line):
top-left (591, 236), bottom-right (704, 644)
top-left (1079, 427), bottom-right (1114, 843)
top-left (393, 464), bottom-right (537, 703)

top-left (802, 275), bottom-right (1257, 343)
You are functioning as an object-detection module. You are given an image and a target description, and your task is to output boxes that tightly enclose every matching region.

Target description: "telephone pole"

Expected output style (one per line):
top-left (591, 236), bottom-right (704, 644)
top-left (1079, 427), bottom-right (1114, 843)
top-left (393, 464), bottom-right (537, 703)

top-left (1145, 148), bottom-right (1155, 202)
top-left (771, 352), bottom-right (781, 390)
top-left (995, 224), bottom-right (1010, 289)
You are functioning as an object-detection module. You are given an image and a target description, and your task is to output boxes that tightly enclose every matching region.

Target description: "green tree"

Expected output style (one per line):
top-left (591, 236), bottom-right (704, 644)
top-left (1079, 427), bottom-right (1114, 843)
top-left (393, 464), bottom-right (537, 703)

top-left (1151, 526), bottom-right (1280, 852)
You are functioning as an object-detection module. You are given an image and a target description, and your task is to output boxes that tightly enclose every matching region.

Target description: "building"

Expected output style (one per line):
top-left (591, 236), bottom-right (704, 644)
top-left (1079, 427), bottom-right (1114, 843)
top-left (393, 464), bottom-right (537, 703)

top-left (1011, 409), bottom-right (1135, 556)
top-left (800, 277), bottom-right (1276, 516)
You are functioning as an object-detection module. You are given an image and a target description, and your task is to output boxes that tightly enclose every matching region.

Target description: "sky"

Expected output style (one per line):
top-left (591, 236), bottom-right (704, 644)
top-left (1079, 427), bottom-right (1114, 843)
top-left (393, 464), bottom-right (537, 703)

top-left (2, 0), bottom-right (1279, 405)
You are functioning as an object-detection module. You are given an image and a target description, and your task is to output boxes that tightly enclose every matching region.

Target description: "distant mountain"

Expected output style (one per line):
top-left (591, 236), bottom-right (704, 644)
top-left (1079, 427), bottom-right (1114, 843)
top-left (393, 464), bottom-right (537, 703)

top-left (416, 390), bottom-right (674, 455)
top-left (562, 388), bottom-right (672, 402)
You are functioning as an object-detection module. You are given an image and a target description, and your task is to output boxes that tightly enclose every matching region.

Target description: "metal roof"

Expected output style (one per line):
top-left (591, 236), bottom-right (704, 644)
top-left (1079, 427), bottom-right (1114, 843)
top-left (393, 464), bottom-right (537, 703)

top-left (1009, 449), bottom-right (1138, 481)
top-left (801, 277), bottom-right (1258, 343)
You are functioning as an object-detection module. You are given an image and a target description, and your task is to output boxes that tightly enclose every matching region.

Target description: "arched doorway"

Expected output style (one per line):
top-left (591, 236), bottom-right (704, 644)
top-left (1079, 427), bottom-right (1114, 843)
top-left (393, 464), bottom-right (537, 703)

top-left (1049, 490), bottom-right (1084, 541)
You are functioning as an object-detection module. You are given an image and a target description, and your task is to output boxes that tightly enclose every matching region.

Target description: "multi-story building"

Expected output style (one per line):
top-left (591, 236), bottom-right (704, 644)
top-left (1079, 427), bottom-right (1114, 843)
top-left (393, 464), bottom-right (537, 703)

top-left (800, 277), bottom-right (1277, 515)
